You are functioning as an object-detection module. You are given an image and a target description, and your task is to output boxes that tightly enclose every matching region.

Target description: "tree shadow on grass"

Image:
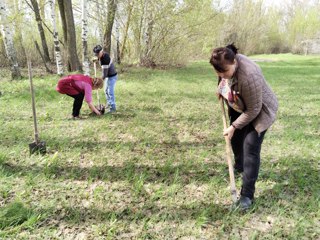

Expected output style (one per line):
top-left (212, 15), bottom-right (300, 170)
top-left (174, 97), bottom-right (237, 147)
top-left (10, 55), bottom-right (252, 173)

top-left (1, 159), bottom-right (225, 185)
top-left (45, 133), bottom-right (221, 155)
top-left (41, 200), bottom-right (231, 227)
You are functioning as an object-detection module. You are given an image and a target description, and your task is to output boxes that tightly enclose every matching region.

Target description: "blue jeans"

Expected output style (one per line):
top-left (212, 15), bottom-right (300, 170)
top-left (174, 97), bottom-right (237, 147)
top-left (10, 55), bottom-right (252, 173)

top-left (104, 75), bottom-right (117, 110)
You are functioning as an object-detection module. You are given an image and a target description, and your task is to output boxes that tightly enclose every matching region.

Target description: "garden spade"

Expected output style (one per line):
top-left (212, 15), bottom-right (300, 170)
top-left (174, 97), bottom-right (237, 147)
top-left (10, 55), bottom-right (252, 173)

top-left (94, 61), bottom-right (105, 114)
top-left (28, 61), bottom-right (46, 155)
top-left (220, 98), bottom-right (237, 203)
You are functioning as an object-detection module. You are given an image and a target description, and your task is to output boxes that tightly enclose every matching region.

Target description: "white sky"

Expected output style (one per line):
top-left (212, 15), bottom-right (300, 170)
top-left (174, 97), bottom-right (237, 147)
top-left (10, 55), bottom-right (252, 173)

top-left (217, 0), bottom-right (292, 9)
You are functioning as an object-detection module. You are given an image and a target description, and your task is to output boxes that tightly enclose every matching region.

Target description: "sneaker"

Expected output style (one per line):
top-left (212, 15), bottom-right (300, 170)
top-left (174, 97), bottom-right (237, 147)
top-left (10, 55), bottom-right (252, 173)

top-left (236, 196), bottom-right (253, 211)
top-left (106, 107), bottom-right (116, 114)
top-left (69, 115), bottom-right (82, 120)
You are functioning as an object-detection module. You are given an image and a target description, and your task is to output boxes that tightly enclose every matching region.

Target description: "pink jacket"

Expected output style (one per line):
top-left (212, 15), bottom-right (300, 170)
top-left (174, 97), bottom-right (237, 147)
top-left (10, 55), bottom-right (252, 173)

top-left (56, 74), bottom-right (93, 103)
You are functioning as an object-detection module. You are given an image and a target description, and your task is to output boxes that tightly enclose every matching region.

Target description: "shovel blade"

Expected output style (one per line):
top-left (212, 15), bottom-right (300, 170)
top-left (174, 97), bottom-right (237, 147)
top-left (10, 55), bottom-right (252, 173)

top-left (96, 104), bottom-right (105, 114)
top-left (29, 141), bottom-right (46, 155)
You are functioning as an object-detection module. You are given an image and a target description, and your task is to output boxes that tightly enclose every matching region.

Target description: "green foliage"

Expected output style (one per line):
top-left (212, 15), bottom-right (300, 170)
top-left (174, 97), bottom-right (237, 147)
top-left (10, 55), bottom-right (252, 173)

top-left (287, 4), bottom-right (320, 52)
top-left (0, 55), bottom-right (319, 238)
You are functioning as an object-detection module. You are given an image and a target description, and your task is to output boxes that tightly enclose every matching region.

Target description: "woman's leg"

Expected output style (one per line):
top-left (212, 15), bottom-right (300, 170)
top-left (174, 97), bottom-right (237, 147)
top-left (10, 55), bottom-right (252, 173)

top-left (105, 75), bottom-right (117, 111)
top-left (241, 125), bottom-right (267, 199)
top-left (229, 108), bottom-right (245, 172)
top-left (104, 78), bottom-right (110, 107)
top-left (68, 93), bottom-right (84, 117)
top-left (231, 128), bottom-right (246, 172)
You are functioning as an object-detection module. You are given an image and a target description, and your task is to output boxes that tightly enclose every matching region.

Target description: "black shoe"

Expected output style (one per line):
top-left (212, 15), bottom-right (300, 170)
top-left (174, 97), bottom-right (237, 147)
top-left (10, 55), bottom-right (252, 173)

top-left (236, 196), bottom-right (253, 211)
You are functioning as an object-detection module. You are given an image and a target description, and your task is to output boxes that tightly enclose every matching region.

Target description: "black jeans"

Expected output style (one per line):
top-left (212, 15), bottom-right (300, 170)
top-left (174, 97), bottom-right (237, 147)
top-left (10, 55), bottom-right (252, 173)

top-left (67, 93), bottom-right (84, 117)
top-left (229, 108), bottom-right (267, 200)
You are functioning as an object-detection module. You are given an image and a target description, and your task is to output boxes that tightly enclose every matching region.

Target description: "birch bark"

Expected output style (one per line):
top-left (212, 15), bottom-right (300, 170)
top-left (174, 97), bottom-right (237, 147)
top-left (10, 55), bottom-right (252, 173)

top-left (82, 0), bottom-right (90, 75)
top-left (49, 0), bottom-right (64, 75)
top-left (0, 1), bottom-right (21, 79)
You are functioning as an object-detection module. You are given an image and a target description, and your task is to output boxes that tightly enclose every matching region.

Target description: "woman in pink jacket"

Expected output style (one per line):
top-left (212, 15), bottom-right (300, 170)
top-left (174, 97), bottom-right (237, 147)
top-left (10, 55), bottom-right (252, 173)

top-left (210, 44), bottom-right (278, 210)
top-left (56, 74), bottom-right (103, 119)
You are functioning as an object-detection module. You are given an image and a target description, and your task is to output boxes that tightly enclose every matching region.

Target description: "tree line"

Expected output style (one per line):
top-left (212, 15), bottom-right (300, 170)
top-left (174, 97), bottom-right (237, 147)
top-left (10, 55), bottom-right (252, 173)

top-left (0, 0), bottom-right (319, 79)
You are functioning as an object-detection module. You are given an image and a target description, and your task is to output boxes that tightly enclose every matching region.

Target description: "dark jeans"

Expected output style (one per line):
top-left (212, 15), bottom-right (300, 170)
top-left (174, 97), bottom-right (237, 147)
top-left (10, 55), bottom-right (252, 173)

top-left (67, 93), bottom-right (84, 117)
top-left (229, 108), bottom-right (267, 200)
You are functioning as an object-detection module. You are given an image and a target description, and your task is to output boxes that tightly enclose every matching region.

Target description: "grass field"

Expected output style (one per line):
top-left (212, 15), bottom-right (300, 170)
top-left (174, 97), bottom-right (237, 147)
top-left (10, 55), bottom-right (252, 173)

top-left (0, 54), bottom-right (319, 239)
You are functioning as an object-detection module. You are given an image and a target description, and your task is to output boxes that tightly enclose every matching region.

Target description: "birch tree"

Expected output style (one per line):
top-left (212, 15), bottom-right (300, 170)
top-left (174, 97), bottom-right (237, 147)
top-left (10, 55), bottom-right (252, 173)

top-left (14, 0), bottom-right (27, 66)
top-left (140, 0), bottom-right (154, 66)
top-left (0, 1), bottom-right (21, 79)
top-left (95, 0), bottom-right (104, 44)
top-left (82, 0), bottom-right (90, 75)
top-left (49, 0), bottom-right (63, 75)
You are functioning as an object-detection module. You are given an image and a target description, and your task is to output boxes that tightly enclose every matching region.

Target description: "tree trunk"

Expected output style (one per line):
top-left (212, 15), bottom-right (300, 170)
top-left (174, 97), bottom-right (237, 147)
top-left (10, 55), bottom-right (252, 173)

top-left (58, 0), bottom-right (82, 72)
top-left (57, 0), bottom-right (67, 70)
top-left (39, 0), bottom-right (45, 20)
top-left (30, 0), bottom-right (51, 63)
top-left (49, 0), bottom-right (63, 75)
top-left (81, 0), bottom-right (90, 75)
top-left (95, 0), bottom-right (104, 44)
top-left (14, 0), bottom-right (27, 67)
top-left (115, 10), bottom-right (120, 64)
top-left (140, 1), bottom-right (154, 66)
top-left (57, 0), bottom-right (67, 43)
top-left (120, 0), bottom-right (134, 60)
top-left (0, 1), bottom-right (21, 79)
top-left (103, 0), bottom-right (117, 54)
top-left (34, 40), bottom-right (52, 73)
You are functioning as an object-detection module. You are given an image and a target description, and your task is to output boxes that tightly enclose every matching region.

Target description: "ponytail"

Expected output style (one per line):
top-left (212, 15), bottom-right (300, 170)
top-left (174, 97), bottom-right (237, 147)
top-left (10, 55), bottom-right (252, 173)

top-left (226, 43), bottom-right (238, 55)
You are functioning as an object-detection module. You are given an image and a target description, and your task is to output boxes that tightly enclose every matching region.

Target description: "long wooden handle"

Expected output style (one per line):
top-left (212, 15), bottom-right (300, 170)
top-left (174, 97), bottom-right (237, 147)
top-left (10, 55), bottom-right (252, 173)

top-left (94, 61), bottom-right (97, 78)
top-left (220, 98), bottom-right (237, 203)
top-left (28, 61), bottom-right (39, 144)
top-left (94, 62), bottom-right (100, 105)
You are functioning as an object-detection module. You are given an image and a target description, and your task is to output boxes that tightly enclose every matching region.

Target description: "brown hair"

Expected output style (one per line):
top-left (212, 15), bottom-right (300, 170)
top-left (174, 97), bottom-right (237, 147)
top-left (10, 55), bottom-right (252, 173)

top-left (92, 77), bottom-right (104, 89)
top-left (209, 43), bottom-right (238, 73)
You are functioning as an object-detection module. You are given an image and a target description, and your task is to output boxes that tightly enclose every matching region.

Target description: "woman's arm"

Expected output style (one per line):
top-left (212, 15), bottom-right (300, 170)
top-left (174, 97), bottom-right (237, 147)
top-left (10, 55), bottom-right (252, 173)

top-left (81, 82), bottom-right (101, 115)
top-left (88, 102), bottom-right (101, 115)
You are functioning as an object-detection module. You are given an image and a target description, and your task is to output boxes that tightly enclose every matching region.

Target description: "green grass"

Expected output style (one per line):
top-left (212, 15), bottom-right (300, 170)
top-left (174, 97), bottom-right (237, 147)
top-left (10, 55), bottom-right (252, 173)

top-left (0, 54), bottom-right (319, 239)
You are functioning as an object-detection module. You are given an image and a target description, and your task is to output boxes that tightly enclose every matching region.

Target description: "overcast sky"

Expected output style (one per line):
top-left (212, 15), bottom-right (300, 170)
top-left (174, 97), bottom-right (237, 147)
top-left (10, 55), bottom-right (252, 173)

top-left (217, 0), bottom-right (291, 9)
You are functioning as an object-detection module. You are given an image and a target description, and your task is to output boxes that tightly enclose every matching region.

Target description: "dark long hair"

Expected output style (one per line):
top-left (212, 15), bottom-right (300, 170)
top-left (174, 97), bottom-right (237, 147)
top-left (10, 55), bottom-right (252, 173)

top-left (209, 43), bottom-right (238, 73)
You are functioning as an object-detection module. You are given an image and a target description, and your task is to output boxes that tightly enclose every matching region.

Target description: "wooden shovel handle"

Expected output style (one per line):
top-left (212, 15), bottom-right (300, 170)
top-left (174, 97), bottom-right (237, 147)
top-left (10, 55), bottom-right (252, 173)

top-left (220, 98), bottom-right (237, 203)
top-left (93, 62), bottom-right (101, 105)
top-left (28, 61), bottom-right (39, 144)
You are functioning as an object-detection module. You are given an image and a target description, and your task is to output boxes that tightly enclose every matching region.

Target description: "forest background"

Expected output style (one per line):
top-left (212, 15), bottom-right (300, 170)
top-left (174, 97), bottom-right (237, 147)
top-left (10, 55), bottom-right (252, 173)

top-left (1, 0), bottom-right (320, 79)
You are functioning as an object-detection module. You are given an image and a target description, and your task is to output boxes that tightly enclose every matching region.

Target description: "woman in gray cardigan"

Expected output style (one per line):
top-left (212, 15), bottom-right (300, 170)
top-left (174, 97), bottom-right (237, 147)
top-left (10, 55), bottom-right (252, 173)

top-left (209, 44), bottom-right (278, 210)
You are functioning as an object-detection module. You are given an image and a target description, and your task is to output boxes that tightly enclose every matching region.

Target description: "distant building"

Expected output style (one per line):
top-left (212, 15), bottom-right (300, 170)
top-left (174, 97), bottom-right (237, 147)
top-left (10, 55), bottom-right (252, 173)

top-left (301, 38), bottom-right (320, 55)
